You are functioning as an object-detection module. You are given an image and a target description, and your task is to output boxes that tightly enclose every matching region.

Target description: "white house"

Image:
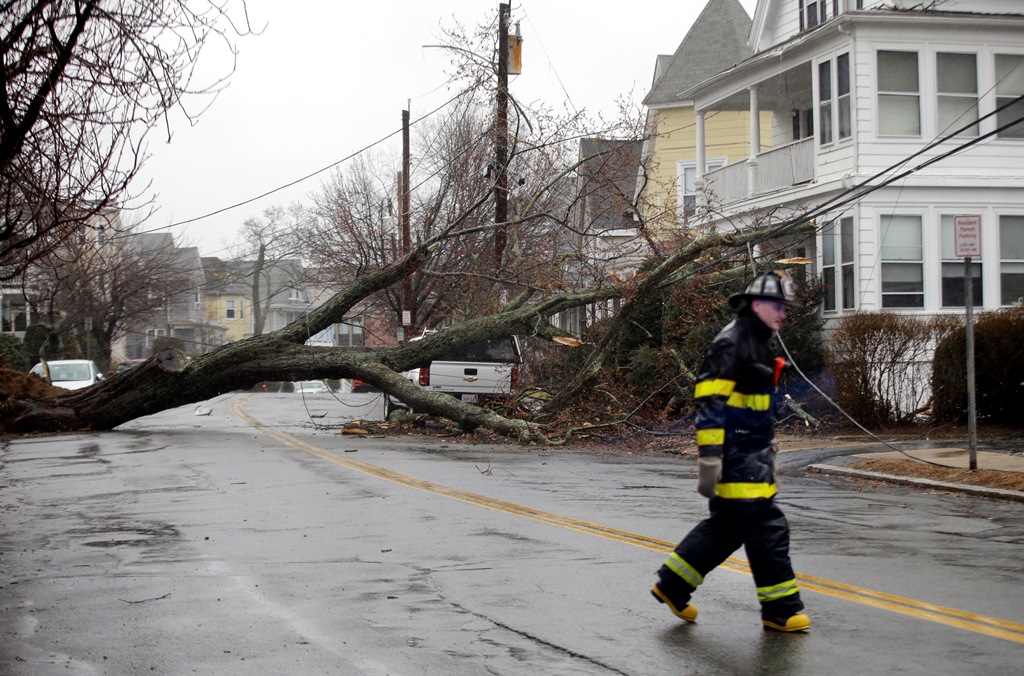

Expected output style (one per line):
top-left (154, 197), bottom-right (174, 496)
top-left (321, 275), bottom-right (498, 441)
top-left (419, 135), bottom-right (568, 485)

top-left (680, 0), bottom-right (1023, 321)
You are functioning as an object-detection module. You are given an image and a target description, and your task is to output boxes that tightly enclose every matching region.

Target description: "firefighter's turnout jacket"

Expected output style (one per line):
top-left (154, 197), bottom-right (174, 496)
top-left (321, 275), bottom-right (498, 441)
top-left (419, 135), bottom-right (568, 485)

top-left (694, 312), bottom-right (780, 499)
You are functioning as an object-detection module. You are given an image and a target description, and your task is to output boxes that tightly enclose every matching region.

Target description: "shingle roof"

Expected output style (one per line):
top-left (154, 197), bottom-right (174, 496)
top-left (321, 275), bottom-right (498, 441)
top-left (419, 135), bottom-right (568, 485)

top-left (201, 256), bottom-right (252, 295)
top-left (643, 0), bottom-right (752, 107)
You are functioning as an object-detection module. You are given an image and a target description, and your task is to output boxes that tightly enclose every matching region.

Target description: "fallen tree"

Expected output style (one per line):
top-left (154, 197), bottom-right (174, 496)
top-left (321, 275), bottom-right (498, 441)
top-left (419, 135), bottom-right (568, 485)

top-left (0, 218), bottom-right (809, 439)
top-left (0, 5), bottom-right (817, 440)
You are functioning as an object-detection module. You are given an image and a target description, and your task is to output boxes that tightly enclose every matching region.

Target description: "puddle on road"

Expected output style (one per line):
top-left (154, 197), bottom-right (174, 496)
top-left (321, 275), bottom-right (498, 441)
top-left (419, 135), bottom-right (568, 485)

top-left (72, 522), bottom-right (180, 548)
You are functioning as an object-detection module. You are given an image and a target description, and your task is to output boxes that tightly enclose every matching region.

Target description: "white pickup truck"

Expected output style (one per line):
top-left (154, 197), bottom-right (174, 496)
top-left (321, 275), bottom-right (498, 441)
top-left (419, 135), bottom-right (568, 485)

top-left (385, 334), bottom-right (524, 415)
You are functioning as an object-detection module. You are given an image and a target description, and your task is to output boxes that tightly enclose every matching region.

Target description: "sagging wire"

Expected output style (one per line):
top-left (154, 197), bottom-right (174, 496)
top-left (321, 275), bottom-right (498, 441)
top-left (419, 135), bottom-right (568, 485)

top-left (776, 333), bottom-right (952, 468)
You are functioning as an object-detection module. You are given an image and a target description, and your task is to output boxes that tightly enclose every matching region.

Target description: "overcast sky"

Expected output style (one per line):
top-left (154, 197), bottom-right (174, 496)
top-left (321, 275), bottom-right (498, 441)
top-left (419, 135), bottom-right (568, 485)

top-left (136, 0), bottom-right (759, 257)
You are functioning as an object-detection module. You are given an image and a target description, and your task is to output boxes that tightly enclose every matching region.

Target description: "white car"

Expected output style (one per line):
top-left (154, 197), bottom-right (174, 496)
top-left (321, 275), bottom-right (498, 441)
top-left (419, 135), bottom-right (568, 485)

top-left (30, 359), bottom-right (103, 390)
top-left (295, 380), bottom-right (330, 394)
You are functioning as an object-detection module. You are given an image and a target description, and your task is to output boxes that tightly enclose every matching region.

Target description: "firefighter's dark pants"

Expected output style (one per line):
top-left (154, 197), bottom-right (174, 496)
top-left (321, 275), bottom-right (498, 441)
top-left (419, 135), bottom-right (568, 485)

top-left (656, 497), bottom-right (804, 619)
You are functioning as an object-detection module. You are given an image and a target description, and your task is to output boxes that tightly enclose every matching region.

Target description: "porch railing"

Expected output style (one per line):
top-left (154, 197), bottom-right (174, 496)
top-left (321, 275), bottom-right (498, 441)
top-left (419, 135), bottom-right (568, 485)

top-left (703, 138), bottom-right (815, 204)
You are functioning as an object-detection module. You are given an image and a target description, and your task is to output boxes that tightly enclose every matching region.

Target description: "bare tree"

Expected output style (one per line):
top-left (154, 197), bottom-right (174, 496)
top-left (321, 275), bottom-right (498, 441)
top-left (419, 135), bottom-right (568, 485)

top-left (231, 204), bottom-right (307, 336)
top-left (0, 0), bottom-right (247, 280)
top-left (21, 222), bottom-right (197, 366)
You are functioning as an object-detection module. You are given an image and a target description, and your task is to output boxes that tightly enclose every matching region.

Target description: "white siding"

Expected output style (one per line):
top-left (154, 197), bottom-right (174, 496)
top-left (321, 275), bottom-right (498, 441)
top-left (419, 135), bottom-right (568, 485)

top-left (848, 21), bottom-right (1024, 181)
top-left (697, 2), bottom-right (1024, 326)
top-left (848, 186), bottom-right (1022, 314)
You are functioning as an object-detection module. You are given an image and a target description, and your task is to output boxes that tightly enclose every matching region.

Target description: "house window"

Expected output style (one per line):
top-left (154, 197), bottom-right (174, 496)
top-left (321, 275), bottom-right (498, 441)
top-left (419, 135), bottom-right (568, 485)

top-left (880, 214), bottom-right (923, 308)
top-left (821, 217), bottom-right (856, 311)
top-left (837, 53), bottom-right (851, 139)
top-left (338, 316), bottom-right (365, 347)
top-left (1000, 215), bottom-right (1024, 305)
top-left (676, 160), bottom-right (724, 222)
top-left (289, 288), bottom-right (303, 302)
top-left (995, 54), bottom-right (1024, 139)
top-left (226, 300), bottom-right (236, 319)
top-left (940, 216), bottom-right (983, 307)
top-left (800, 0), bottom-right (827, 30)
top-left (818, 54), bottom-right (851, 146)
top-left (877, 51), bottom-right (920, 136)
top-left (937, 53), bottom-right (978, 137)
top-left (818, 62), bottom-right (832, 145)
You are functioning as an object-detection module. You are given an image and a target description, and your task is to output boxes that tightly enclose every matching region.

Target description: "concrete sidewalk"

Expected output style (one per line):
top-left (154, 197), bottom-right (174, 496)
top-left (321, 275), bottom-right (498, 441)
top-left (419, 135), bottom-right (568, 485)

top-left (807, 446), bottom-right (1024, 502)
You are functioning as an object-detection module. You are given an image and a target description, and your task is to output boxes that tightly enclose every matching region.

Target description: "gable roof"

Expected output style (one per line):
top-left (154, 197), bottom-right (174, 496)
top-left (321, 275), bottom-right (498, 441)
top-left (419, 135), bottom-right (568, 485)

top-left (643, 0), bottom-right (752, 107)
top-left (202, 256), bottom-right (251, 295)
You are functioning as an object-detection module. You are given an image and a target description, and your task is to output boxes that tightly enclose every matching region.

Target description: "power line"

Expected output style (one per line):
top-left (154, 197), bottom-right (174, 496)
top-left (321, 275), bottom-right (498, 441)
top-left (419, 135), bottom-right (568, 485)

top-left (129, 89), bottom-right (475, 239)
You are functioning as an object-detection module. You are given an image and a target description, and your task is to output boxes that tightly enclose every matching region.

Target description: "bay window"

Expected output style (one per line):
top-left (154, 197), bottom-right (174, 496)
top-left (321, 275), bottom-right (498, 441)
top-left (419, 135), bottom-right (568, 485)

top-left (878, 51), bottom-right (920, 136)
top-left (995, 54), bottom-right (1024, 139)
top-left (937, 53), bottom-right (978, 137)
top-left (1000, 216), bottom-right (1024, 305)
top-left (819, 54), bottom-right (851, 146)
top-left (881, 214), bottom-right (923, 308)
top-left (821, 217), bottom-right (856, 311)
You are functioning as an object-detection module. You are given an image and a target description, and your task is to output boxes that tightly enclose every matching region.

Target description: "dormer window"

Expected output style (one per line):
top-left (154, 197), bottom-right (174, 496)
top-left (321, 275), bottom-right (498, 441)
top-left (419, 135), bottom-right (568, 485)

top-left (799, 0), bottom-right (827, 31)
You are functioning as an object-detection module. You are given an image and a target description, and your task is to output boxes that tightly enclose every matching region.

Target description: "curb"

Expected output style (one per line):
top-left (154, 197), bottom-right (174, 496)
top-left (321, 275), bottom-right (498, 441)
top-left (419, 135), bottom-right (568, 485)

top-left (806, 464), bottom-right (1024, 503)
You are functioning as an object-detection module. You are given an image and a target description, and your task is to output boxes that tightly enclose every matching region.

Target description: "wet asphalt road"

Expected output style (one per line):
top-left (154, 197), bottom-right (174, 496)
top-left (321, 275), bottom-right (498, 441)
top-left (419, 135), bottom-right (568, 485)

top-left (1, 391), bottom-right (1023, 675)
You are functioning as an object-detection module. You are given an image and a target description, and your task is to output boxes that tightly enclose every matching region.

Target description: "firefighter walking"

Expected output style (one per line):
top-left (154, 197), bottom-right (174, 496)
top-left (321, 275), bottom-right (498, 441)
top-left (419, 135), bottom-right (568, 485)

top-left (651, 271), bottom-right (810, 632)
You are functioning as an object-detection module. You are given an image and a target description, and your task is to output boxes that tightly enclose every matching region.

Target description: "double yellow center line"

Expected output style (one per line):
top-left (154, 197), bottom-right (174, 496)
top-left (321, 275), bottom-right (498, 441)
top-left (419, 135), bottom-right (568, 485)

top-left (231, 397), bottom-right (1024, 645)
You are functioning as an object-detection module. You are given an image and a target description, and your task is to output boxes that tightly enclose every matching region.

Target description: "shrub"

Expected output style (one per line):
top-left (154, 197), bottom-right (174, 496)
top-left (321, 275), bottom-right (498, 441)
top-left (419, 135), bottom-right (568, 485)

top-left (932, 308), bottom-right (1024, 424)
top-left (824, 312), bottom-right (956, 426)
top-left (0, 334), bottom-right (30, 371)
top-left (22, 324), bottom-right (53, 360)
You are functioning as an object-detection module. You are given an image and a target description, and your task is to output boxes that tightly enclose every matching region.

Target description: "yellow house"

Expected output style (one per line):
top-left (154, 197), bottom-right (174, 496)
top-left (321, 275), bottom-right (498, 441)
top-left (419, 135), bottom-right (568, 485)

top-left (204, 294), bottom-right (250, 342)
top-left (639, 0), bottom-right (770, 234)
top-left (201, 257), bottom-right (252, 342)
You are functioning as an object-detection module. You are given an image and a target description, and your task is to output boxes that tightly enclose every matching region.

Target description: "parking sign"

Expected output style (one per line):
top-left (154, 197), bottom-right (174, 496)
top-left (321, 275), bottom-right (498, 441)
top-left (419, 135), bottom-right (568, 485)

top-left (953, 215), bottom-right (981, 258)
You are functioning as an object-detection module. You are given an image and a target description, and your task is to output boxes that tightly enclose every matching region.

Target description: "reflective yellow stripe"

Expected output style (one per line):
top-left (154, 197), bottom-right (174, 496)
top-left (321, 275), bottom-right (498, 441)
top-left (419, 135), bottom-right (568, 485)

top-left (726, 392), bottom-right (771, 410)
top-left (664, 552), bottom-right (704, 588)
top-left (758, 578), bottom-right (800, 602)
top-left (715, 482), bottom-right (778, 499)
top-left (696, 428), bottom-right (724, 446)
top-left (695, 379), bottom-right (735, 398)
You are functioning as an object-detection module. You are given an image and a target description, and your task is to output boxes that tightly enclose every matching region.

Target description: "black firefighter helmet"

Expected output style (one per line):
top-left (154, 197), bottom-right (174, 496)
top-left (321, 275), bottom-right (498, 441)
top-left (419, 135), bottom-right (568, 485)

top-left (728, 270), bottom-right (797, 310)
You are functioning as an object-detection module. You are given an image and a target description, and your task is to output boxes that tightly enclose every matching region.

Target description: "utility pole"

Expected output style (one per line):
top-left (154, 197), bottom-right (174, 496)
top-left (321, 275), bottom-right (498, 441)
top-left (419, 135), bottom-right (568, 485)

top-left (401, 108), bottom-right (413, 341)
top-left (493, 2), bottom-right (510, 265)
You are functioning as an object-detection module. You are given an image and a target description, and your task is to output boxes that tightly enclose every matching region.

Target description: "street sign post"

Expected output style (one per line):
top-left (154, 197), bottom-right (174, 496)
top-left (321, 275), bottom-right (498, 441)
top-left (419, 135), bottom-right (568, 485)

top-left (954, 215), bottom-right (980, 470)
